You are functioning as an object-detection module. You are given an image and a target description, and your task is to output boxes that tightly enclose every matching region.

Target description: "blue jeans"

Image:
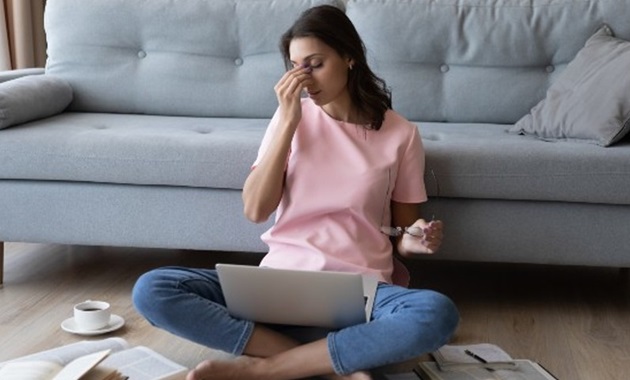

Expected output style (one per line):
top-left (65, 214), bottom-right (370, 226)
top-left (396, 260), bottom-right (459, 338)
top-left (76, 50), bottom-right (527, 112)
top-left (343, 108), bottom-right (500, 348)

top-left (132, 266), bottom-right (459, 375)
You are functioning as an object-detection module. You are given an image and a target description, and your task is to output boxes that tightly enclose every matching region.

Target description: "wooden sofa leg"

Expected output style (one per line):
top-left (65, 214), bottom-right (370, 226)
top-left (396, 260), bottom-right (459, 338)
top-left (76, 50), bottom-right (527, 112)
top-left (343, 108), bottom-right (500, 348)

top-left (621, 268), bottom-right (629, 288)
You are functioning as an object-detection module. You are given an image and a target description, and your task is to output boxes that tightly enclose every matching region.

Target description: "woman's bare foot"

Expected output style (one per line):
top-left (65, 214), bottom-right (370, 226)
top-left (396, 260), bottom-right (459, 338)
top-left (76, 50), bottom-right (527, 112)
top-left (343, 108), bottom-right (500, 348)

top-left (185, 356), bottom-right (269, 380)
top-left (186, 356), bottom-right (373, 380)
top-left (326, 371), bottom-right (373, 380)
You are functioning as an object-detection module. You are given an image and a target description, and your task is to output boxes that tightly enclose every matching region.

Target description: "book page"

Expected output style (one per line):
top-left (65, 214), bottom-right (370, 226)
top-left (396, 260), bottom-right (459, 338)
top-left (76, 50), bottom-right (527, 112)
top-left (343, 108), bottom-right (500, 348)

top-left (492, 360), bottom-right (557, 380)
top-left (432, 343), bottom-right (515, 370)
top-left (81, 366), bottom-right (124, 380)
top-left (417, 360), bottom-right (556, 380)
top-left (101, 346), bottom-right (187, 380)
top-left (0, 338), bottom-right (129, 369)
top-left (0, 360), bottom-right (62, 380)
top-left (383, 372), bottom-right (420, 380)
top-left (418, 361), bottom-right (495, 380)
top-left (434, 343), bottom-right (513, 363)
top-left (52, 349), bottom-right (111, 380)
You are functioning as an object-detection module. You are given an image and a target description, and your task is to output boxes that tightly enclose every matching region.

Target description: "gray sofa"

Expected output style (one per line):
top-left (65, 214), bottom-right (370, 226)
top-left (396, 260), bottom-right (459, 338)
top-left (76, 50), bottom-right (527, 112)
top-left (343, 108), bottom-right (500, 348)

top-left (1, 0), bottom-right (630, 285)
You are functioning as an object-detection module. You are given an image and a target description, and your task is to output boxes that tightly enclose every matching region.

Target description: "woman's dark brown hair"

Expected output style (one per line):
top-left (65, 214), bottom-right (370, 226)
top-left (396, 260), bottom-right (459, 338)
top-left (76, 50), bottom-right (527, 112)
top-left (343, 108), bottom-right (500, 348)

top-left (280, 5), bottom-right (392, 131)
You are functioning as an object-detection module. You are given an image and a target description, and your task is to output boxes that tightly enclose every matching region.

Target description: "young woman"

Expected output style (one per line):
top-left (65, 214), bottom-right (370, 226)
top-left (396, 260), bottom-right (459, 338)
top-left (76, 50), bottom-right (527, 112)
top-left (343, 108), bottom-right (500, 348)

top-left (133, 6), bottom-right (459, 380)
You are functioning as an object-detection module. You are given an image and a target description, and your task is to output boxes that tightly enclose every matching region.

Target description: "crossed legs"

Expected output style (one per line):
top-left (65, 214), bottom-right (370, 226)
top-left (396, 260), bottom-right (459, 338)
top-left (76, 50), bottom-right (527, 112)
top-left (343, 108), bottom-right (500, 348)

top-left (132, 266), bottom-right (459, 380)
top-left (187, 327), bottom-right (371, 380)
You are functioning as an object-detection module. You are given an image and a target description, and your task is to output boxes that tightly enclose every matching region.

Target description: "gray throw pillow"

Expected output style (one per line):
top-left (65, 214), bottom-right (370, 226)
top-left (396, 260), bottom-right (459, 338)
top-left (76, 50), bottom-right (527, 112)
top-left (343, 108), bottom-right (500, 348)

top-left (0, 75), bottom-right (73, 130)
top-left (509, 25), bottom-right (630, 147)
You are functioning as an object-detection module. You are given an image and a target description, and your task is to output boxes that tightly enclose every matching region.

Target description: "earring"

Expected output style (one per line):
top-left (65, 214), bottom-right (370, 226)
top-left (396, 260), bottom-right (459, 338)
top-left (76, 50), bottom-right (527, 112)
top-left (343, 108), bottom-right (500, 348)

top-left (348, 63), bottom-right (354, 70)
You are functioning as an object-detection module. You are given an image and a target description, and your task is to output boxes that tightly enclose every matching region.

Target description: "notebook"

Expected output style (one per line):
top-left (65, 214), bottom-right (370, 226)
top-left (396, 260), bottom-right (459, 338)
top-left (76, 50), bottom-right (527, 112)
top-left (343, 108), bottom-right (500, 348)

top-left (216, 263), bottom-right (378, 329)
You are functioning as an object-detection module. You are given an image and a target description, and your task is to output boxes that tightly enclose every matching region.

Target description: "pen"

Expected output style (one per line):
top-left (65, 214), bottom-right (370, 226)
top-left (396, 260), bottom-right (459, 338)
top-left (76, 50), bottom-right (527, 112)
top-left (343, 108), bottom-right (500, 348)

top-left (465, 349), bottom-right (488, 364)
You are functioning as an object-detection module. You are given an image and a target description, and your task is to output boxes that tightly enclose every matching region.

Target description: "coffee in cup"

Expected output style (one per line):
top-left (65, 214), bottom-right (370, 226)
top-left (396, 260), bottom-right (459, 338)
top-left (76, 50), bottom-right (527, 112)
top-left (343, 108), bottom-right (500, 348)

top-left (73, 300), bottom-right (111, 330)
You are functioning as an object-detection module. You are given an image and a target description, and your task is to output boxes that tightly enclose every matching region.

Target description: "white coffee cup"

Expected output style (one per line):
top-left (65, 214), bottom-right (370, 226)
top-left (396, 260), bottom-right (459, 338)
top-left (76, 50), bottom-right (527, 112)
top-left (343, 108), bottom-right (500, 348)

top-left (73, 300), bottom-right (111, 331)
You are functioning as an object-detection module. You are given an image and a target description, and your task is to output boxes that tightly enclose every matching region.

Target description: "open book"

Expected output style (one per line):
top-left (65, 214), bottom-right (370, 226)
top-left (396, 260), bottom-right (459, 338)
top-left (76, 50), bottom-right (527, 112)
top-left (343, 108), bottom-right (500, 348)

top-left (0, 338), bottom-right (188, 380)
top-left (384, 343), bottom-right (557, 380)
top-left (414, 343), bottom-right (558, 380)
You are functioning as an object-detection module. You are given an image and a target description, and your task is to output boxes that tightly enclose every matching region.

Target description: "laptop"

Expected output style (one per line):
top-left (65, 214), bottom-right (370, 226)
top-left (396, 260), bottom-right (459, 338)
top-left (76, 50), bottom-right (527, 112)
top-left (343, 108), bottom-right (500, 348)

top-left (216, 263), bottom-right (378, 329)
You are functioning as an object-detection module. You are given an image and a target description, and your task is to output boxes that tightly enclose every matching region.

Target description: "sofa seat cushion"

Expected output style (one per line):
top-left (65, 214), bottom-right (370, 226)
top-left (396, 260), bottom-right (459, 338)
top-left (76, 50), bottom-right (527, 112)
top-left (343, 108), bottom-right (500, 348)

top-left (3, 114), bottom-right (630, 206)
top-left (0, 112), bottom-right (266, 189)
top-left (420, 122), bottom-right (630, 206)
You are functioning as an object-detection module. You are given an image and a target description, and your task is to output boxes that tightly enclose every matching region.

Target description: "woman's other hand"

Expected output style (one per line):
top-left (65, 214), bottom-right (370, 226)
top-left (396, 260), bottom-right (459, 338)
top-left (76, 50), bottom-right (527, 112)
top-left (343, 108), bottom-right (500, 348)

top-left (399, 219), bottom-right (444, 256)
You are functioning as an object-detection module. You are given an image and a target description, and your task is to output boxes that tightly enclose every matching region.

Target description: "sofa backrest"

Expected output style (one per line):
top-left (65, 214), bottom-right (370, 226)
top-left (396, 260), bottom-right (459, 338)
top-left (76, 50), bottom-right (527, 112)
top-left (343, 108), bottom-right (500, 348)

top-left (45, 0), bottom-right (630, 123)
top-left (347, 0), bottom-right (630, 124)
top-left (44, 0), bottom-right (344, 118)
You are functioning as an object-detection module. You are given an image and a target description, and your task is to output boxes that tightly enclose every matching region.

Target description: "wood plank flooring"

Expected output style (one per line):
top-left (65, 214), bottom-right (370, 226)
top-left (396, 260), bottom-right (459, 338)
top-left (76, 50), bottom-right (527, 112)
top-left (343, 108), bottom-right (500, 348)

top-left (1, 243), bottom-right (629, 379)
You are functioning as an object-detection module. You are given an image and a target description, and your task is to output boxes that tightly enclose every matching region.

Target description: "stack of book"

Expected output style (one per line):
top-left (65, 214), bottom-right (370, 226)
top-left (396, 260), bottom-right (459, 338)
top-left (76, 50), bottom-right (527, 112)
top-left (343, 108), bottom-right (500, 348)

top-left (385, 343), bottom-right (557, 380)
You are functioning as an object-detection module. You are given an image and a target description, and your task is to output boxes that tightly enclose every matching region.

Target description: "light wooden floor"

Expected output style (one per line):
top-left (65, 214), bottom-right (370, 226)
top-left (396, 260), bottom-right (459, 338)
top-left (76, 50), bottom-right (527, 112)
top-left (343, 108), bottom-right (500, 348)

top-left (1, 243), bottom-right (629, 379)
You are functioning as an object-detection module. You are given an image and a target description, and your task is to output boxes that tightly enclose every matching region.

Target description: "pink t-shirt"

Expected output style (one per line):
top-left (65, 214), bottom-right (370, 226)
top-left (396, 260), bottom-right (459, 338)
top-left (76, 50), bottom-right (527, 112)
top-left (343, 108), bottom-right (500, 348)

top-left (252, 99), bottom-right (427, 286)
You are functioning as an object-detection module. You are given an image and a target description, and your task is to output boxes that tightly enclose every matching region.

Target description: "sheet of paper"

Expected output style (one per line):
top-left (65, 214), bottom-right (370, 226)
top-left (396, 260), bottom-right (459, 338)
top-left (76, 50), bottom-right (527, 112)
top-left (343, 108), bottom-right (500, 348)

top-left (383, 372), bottom-right (420, 380)
top-left (101, 346), bottom-right (187, 380)
top-left (52, 349), bottom-right (111, 380)
top-left (434, 343), bottom-right (513, 365)
top-left (0, 338), bottom-right (129, 369)
top-left (0, 360), bottom-right (62, 380)
top-left (417, 360), bottom-right (556, 380)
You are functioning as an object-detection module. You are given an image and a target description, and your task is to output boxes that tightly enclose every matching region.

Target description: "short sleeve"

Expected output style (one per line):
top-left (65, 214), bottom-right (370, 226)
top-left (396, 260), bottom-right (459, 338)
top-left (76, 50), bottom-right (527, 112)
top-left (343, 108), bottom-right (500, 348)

top-left (252, 107), bottom-right (281, 169)
top-left (391, 125), bottom-right (427, 203)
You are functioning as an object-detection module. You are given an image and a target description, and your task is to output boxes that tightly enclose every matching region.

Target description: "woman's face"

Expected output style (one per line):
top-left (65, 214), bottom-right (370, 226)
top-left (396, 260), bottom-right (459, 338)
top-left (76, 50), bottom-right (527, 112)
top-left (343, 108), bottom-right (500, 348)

top-left (289, 37), bottom-right (352, 109)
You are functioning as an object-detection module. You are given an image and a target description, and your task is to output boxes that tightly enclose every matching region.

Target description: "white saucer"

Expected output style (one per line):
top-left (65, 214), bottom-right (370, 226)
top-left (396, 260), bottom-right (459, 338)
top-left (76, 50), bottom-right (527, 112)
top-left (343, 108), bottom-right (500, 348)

top-left (61, 314), bottom-right (125, 336)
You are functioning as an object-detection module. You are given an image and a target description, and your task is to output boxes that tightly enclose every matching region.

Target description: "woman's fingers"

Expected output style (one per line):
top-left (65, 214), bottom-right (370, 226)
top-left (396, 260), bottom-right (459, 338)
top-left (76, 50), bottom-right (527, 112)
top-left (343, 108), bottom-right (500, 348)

top-left (273, 66), bottom-right (312, 125)
top-left (402, 219), bottom-right (444, 254)
top-left (275, 66), bottom-right (312, 99)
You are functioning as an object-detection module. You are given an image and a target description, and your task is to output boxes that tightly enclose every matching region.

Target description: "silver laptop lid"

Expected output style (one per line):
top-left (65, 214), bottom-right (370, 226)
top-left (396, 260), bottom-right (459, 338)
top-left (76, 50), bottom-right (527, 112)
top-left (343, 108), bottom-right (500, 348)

top-left (216, 264), bottom-right (369, 329)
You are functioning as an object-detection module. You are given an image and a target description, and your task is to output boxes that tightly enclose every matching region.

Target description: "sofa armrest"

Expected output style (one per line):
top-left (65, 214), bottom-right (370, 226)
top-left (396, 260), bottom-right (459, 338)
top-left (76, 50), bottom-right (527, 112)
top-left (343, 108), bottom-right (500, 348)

top-left (0, 68), bottom-right (46, 84)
